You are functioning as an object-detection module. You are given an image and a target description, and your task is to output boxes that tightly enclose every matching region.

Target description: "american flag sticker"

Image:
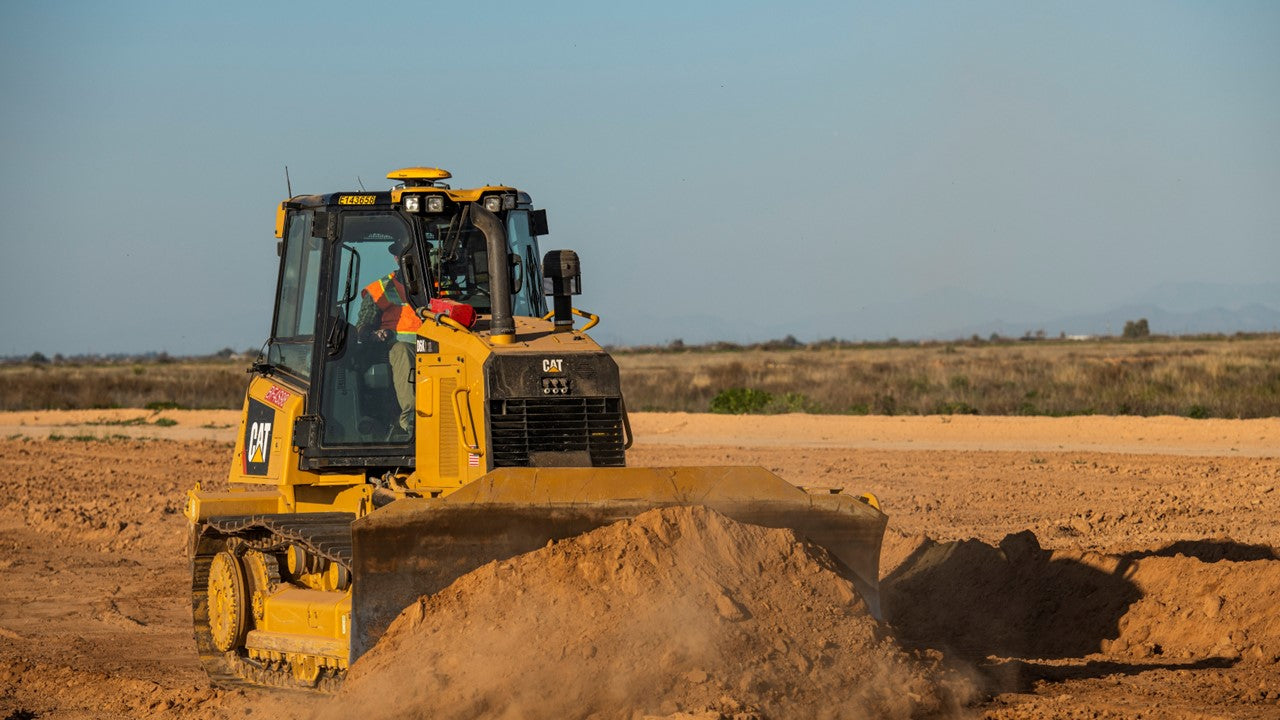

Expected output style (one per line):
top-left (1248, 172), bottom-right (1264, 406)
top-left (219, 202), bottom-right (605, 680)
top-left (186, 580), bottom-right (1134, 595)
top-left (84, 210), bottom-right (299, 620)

top-left (468, 453), bottom-right (481, 467)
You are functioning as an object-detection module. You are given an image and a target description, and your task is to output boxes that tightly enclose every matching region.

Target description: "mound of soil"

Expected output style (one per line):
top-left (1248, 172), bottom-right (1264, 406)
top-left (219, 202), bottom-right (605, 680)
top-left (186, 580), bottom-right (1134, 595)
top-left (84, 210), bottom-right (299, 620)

top-left (885, 532), bottom-right (1280, 664)
top-left (1105, 544), bottom-right (1280, 663)
top-left (327, 506), bottom-right (975, 720)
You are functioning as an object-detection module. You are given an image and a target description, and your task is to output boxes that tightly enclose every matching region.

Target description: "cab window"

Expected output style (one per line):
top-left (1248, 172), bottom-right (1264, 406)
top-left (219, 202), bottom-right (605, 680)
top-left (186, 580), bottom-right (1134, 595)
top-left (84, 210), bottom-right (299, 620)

top-left (269, 212), bottom-right (322, 379)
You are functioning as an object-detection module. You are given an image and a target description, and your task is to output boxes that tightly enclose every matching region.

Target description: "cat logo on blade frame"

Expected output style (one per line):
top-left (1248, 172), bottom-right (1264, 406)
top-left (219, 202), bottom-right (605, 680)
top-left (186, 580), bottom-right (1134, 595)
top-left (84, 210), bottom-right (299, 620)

top-left (243, 398), bottom-right (275, 475)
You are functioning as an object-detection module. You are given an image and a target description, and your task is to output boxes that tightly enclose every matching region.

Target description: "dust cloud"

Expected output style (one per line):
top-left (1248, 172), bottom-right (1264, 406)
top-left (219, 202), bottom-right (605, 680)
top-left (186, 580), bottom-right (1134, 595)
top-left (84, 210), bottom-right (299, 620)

top-left (324, 506), bottom-right (976, 720)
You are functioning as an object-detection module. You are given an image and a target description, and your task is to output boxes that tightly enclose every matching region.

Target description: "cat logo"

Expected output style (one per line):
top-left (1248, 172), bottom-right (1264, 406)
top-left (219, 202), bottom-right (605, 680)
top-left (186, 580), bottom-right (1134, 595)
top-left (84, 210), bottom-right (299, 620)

top-left (247, 421), bottom-right (272, 464)
top-left (243, 398), bottom-right (275, 475)
top-left (542, 358), bottom-right (564, 372)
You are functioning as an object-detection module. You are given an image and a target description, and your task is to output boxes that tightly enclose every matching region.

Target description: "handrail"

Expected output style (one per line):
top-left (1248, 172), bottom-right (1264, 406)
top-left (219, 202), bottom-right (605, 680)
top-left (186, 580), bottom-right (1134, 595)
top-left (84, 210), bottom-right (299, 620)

top-left (451, 388), bottom-right (481, 453)
top-left (620, 396), bottom-right (634, 450)
top-left (540, 307), bottom-right (600, 332)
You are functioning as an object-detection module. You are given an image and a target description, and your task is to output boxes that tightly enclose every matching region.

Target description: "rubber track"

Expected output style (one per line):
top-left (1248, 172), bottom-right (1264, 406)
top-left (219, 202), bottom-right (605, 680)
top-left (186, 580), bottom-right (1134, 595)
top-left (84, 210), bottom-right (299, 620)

top-left (192, 512), bottom-right (356, 692)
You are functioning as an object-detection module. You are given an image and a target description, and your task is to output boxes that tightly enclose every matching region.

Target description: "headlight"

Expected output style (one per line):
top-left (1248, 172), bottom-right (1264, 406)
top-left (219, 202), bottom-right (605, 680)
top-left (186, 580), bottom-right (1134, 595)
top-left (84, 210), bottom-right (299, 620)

top-left (426, 195), bottom-right (444, 212)
top-left (502, 194), bottom-right (516, 210)
top-left (483, 196), bottom-right (502, 213)
top-left (403, 195), bottom-right (421, 212)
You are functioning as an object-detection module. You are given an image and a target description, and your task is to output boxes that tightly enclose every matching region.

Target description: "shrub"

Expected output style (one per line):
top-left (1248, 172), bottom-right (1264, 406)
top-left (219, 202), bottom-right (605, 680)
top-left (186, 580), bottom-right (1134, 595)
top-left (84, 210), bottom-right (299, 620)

top-left (874, 393), bottom-right (898, 416)
top-left (1122, 318), bottom-right (1151, 339)
top-left (933, 401), bottom-right (979, 415)
top-left (709, 387), bottom-right (772, 414)
top-left (768, 392), bottom-right (816, 414)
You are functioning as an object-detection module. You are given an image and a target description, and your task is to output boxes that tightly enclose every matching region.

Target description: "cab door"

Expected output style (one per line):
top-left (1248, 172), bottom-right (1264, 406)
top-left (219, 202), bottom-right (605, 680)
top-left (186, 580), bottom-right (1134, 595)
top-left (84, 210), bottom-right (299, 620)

top-left (302, 210), bottom-right (421, 469)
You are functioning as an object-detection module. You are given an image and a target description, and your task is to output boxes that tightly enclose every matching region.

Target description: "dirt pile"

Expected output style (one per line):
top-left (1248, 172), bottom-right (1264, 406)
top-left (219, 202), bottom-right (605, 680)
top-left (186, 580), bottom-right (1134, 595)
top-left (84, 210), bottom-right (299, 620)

top-left (1103, 543), bottom-right (1280, 663)
top-left (326, 506), bottom-right (974, 720)
top-left (885, 532), bottom-right (1280, 664)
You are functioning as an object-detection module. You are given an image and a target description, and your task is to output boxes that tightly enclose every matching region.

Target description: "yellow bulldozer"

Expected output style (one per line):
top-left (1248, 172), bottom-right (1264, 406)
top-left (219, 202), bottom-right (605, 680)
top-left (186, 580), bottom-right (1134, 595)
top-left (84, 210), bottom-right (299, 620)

top-left (185, 167), bottom-right (887, 690)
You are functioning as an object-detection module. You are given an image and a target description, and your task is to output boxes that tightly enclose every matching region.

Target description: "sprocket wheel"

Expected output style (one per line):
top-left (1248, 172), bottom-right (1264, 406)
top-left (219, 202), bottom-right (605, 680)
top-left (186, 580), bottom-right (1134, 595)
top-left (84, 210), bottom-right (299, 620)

top-left (207, 550), bottom-right (248, 652)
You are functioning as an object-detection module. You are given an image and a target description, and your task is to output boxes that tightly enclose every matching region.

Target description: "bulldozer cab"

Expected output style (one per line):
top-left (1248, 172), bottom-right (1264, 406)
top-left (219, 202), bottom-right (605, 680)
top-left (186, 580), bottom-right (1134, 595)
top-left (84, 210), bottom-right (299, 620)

top-left (265, 190), bottom-right (547, 470)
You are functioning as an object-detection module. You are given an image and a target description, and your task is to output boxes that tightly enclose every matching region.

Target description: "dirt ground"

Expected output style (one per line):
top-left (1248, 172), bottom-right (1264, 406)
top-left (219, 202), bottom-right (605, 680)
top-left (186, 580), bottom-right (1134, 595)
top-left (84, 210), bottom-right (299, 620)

top-left (0, 410), bottom-right (1277, 719)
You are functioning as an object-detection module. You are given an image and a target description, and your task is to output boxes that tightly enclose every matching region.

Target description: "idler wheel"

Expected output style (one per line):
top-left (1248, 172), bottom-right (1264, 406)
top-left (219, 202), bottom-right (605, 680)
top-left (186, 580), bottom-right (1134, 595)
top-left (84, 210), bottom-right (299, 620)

top-left (207, 551), bottom-right (248, 652)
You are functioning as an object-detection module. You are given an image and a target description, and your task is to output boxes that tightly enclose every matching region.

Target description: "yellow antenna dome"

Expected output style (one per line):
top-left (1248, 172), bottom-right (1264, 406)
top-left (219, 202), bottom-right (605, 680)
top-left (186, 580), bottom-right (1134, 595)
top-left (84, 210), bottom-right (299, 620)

top-left (387, 167), bottom-right (452, 187)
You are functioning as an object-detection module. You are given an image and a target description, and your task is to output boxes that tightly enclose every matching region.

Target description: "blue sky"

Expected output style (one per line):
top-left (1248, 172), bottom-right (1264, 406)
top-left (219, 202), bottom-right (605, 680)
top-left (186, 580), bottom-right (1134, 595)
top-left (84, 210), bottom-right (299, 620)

top-left (1, 1), bottom-right (1277, 354)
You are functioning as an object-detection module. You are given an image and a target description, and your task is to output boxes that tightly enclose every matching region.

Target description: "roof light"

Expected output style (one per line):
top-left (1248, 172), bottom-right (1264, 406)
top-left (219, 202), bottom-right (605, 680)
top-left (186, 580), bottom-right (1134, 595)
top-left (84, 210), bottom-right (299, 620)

top-left (502, 194), bottom-right (516, 210)
top-left (403, 195), bottom-right (421, 212)
top-left (426, 195), bottom-right (444, 212)
top-left (483, 196), bottom-right (502, 213)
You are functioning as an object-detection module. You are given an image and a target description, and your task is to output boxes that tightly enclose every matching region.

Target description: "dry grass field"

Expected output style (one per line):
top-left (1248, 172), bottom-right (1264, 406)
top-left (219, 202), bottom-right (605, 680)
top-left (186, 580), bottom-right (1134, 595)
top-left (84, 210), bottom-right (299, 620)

top-left (0, 360), bottom-right (246, 411)
top-left (3, 334), bottom-right (1278, 418)
top-left (617, 335), bottom-right (1280, 418)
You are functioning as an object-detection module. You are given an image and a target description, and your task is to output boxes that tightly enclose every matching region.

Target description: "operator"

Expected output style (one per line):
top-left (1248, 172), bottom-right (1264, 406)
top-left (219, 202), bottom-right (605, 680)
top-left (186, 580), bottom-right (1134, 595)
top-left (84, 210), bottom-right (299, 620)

top-left (356, 237), bottom-right (422, 436)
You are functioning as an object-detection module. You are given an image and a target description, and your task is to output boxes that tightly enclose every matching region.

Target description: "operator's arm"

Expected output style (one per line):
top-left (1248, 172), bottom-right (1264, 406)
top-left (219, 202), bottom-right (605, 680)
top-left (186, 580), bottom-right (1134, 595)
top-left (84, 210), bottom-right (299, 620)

top-left (355, 294), bottom-right (379, 338)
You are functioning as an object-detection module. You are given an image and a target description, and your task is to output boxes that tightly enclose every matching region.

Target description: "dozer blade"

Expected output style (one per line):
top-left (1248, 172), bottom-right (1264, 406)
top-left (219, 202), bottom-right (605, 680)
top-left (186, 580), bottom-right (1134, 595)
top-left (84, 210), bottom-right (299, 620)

top-left (349, 466), bottom-right (886, 660)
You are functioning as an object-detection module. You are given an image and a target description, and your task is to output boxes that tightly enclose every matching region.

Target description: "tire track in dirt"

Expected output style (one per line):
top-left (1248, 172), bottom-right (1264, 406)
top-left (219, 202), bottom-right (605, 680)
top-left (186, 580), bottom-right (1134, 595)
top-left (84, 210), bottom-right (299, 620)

top-left (0, 413), bottom-right (1277, 718)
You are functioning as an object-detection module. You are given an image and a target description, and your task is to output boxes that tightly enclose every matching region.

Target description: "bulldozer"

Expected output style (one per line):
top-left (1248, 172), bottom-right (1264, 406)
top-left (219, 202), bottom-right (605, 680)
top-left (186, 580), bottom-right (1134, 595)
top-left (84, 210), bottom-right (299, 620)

top-left (185, 167), bottom-right (887, 690)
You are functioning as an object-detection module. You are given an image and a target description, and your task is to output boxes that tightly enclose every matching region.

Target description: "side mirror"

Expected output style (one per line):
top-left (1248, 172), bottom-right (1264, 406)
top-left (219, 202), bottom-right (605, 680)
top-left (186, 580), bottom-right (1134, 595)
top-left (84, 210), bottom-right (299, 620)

top-left (529, 209), bottom-right (549, 237)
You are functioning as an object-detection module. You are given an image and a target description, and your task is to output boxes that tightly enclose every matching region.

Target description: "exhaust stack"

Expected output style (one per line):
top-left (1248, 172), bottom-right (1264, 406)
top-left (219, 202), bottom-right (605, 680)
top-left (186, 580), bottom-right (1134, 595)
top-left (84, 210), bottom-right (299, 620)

top-left (470, 204), bottom-right (516, 344)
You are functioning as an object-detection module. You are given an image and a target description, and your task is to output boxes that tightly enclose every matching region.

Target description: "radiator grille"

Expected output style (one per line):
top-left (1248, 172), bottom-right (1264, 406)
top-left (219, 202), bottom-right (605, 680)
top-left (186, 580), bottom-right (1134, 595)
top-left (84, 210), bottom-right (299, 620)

top-left (488, 397), bottom-right (626, 468)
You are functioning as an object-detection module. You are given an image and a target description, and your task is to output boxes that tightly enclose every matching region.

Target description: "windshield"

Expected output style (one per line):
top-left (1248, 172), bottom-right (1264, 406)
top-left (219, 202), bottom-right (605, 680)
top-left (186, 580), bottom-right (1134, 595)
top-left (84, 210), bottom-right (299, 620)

top-left (421, 209), bottom-right (491, 312)
top-left (419, 208), bottom-right (545, 317)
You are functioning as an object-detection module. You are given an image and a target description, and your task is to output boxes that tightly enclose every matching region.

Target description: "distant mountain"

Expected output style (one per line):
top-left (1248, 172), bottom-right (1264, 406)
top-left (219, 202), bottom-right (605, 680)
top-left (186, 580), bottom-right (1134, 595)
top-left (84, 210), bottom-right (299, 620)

top-left (791, 287), bottom-right (1058, 342)
top-left (825, 284), bottom-right (1280, 341)
top-left (590, 312), bottom-right (772, 347)
top-left (1117, 281), bottom-right (1280, 315)
top-left (593, 281), bottom-right (1280, 346)
top-left (942, 303), bottom-right (1280, 340)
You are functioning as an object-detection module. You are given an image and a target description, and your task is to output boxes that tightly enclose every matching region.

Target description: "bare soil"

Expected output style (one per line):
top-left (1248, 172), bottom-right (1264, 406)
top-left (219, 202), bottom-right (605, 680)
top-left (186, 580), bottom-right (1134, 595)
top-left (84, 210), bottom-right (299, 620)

top-left (0, 412), bottom-right (1277, 719)
top-left (329, 505), bottom-right (975, 720)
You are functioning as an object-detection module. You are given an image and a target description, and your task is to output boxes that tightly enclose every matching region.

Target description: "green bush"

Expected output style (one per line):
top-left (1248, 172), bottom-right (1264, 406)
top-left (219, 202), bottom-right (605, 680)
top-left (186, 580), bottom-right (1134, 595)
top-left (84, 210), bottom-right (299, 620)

top-left (768, 392), bottom-right (816, 414)
top-left (933, 401), bottom-right (979, 415)
top-left (874, 393), bottom-right (898, 416)
top-left (709, 387), bottom-right (772, 414)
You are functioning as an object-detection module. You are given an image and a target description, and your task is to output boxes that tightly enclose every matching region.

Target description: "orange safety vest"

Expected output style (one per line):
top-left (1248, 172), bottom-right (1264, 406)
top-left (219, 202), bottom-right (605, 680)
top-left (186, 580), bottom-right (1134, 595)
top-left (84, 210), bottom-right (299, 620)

top-left (362, 272), bottom-right (422, 343)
